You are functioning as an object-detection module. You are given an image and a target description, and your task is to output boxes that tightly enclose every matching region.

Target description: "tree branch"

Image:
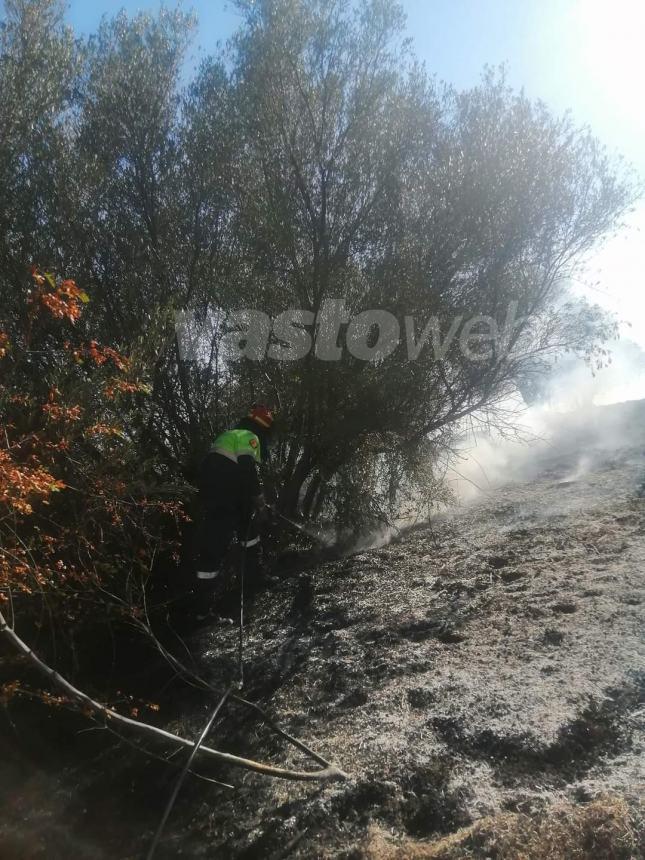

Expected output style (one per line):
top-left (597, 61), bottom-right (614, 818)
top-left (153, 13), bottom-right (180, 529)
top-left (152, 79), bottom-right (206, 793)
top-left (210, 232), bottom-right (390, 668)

top-left (0, 609), bottom-right (348, 782)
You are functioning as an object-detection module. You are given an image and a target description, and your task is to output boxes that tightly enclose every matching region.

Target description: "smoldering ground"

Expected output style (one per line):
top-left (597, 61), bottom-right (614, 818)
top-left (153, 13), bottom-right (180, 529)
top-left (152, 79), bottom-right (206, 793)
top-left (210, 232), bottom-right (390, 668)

top-left (447, 337), bottom-right (645, 505)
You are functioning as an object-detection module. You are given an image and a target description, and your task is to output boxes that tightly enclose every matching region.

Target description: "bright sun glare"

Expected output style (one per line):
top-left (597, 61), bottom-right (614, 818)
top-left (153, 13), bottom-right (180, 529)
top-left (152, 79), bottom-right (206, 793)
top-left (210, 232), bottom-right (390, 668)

top-left (573, 0), bottom-right (645, 135)
top-left (568, 0), bottom-right (645, 366)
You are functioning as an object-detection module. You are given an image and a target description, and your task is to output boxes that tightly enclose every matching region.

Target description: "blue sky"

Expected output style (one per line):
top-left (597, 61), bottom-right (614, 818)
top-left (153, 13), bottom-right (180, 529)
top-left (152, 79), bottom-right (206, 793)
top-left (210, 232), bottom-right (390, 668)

top-left (64, 0), bottom-right (645, 354)
top-left (66, 0), bottom-right (644, 170)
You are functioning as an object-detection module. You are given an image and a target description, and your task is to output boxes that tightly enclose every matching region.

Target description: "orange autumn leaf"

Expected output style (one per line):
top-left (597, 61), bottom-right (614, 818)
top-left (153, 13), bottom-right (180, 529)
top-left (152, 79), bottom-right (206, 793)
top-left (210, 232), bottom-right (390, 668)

top-left (85, 423), bottom-right (124, 438)
top-left (0, 449), bottom-right (65, 514)
top-left (42, 402), bottom-right (82, 422)
top-left (30, 268), bottom-right (89, 324)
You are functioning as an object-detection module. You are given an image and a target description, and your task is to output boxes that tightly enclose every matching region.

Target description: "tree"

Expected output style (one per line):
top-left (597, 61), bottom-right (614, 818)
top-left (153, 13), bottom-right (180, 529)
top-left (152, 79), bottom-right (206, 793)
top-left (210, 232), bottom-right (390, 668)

top-left (0, 267), bottom-right (182, 640)
top-left (0, 0), bottom-right (76, 303)
top-left (0, 0), bottom-right (635, 531)
top-left (222, 0), bottom-right (633, 523)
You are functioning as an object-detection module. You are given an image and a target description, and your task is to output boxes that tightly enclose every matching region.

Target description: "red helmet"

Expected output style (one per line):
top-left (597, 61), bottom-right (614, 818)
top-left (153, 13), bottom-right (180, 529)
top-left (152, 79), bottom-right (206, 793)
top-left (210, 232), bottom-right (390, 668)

top-left (248, 405), bottom-right (274, 430)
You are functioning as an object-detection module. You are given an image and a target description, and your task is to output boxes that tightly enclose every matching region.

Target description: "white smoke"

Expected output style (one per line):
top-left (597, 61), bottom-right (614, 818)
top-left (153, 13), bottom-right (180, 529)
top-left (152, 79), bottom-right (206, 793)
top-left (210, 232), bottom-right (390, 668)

top-left (447, 339), bottom-right (645, 504)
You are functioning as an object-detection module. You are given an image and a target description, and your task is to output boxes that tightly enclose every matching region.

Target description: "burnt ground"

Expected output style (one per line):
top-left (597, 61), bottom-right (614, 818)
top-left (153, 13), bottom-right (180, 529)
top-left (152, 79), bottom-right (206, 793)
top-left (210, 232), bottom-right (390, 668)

top-left (1, 400), bottom-right (644, 858)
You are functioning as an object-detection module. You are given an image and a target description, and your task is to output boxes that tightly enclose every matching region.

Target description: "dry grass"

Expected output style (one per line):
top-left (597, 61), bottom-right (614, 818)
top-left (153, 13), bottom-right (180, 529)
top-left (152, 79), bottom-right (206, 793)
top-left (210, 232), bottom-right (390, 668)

top-left (361, 795), bottom-right (644, 860)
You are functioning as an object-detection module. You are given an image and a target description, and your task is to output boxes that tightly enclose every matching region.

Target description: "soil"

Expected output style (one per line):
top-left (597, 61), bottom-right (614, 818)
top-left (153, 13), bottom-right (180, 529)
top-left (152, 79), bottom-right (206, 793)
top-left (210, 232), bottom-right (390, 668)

top-left (1, 400), bottom-right (644, 858)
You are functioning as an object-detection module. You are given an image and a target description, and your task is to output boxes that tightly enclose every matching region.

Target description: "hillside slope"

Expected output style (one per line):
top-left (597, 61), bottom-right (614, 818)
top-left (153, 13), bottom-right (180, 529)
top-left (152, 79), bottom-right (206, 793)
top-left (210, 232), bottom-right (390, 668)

top-left (188, 400), bottom-right (645, 857)
top-left (1, 402), bottom-right (643, 859)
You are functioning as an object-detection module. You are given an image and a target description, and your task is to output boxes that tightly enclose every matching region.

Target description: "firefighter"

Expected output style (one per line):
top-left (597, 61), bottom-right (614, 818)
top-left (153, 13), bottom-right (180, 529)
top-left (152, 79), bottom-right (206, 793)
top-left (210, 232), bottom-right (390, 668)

top-left (193, 405), bottom-right (274, 619)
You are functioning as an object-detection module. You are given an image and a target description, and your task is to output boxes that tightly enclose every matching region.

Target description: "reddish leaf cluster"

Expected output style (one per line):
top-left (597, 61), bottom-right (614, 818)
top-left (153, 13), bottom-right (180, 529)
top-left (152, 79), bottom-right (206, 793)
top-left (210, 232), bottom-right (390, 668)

top-left (85, 423), bottom-right (124, 437)
top-left (30, 268), bottom-right (89, 324)
top-left (87, 341), bottom-right (129, 371)
top-left (0, 267), bottom-right (184, 628)
top-left (42, 402), bottom-right (83, 422)
top-left (0, 448), bottom-right (65, 515)
top-left (104, 378), bottom-right (151, 399)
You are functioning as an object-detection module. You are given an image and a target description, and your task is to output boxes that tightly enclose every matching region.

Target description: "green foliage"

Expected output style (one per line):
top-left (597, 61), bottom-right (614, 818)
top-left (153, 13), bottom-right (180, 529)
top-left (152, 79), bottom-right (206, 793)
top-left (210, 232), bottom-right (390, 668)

top-left (0, 0), bottom-right (637, 531)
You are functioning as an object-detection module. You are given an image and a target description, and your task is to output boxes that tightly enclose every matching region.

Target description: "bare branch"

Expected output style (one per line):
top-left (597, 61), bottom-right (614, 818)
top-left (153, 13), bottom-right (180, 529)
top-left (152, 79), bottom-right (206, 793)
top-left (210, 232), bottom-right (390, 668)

top-left (0, 609), bottom-right (348, 782)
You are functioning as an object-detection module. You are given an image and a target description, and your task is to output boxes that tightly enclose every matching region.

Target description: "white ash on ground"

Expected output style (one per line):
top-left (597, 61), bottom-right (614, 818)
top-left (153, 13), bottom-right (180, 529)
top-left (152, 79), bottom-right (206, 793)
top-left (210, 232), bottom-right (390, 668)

top-left (188, 400), bottom-right (644, 857)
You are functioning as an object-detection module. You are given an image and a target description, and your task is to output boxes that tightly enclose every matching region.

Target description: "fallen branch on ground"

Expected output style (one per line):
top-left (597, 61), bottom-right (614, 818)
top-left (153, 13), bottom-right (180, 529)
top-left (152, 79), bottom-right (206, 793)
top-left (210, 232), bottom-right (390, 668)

top-left (0, 609), bottom-right (348, 782)
top-left (132, 614), bottom-right (335, 769)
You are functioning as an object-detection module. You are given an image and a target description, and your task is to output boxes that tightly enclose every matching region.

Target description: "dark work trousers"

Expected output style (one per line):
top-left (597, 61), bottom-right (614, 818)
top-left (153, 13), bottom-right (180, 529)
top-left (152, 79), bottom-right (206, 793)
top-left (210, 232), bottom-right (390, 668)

top-left (195, 504), bottom-right (259, 568)
top-left (193, 503), bottom-right (261, 611)
top-left (193, 451), bottom-right (263, 612)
